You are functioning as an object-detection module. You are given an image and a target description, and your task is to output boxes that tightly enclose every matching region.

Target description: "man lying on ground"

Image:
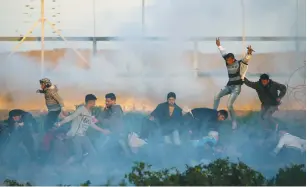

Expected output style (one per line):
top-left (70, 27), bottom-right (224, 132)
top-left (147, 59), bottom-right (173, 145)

top-left (272, 128), bottom-right (305, 155)
top-left (56, 94), bottom-right (110, 166)
top-left (182, 107), bottom-right (228, 139)
top-left (271, 127), bottom-right (305, 165)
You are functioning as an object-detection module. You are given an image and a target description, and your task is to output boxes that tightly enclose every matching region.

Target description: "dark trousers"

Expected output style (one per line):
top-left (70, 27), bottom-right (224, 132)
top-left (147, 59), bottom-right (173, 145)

top-left (41, 110), bottom-right (61, 153)
top-left (3, 133), bottom-right (36, 168)
top-left (44, 110), bottom-right (61, 131)
top-left (139, 118), bottom-right (159, 140)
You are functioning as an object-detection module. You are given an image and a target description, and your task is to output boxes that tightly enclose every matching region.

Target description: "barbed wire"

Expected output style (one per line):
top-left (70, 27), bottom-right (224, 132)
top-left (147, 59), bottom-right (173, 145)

top-left (284, 60), bottom-right (306, 110)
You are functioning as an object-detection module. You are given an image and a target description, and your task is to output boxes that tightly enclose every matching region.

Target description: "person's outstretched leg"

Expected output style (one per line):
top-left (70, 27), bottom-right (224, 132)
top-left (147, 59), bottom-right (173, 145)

top-left (227, 85), bottom-right (241, 130)
top-left (213, 87), bottom-right (231, 110)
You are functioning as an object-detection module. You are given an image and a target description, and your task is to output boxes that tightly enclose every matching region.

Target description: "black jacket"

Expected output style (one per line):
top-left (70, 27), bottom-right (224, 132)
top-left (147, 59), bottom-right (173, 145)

top-left (99, 105), bottom-right (124, 133)
top-left (151, 102), bottom-right (183, 124)
top-left (151, 102), bottom-right (183, 134)
top-left (7, 109), bottom-right (39, 134)
top-left (244, 78), bottom-right (287, 106)
top-left (188, 108), bottom-right (219, 134)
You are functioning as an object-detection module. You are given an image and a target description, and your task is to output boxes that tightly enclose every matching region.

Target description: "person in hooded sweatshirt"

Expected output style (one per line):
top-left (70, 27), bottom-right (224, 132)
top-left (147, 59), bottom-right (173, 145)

top-left (2, 109), bottom-right (38, 168)
top-left (214, 37), bottom-right (254, 130)
top-left (36, 78), bottom-right (66, 159)
top-left (244, 74), bottom-right (287, 131)
top-left (37, 78), bottom-right (66, 131)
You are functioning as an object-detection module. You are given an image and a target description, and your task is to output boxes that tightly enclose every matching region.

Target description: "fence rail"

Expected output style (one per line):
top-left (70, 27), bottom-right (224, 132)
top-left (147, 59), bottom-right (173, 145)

top-left (0, 36), bottom-right (305, 42)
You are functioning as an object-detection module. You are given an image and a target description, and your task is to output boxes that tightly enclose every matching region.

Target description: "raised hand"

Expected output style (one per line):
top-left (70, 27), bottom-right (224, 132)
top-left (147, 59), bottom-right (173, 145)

top-left (247, 45), bottom-right (255, 54)
top-left (216, 37), bottom-right (221, 47)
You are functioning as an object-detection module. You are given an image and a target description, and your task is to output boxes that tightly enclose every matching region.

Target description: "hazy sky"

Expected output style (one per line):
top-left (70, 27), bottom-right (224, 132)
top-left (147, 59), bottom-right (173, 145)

top-left (0, 0), bottom-right (305, 52)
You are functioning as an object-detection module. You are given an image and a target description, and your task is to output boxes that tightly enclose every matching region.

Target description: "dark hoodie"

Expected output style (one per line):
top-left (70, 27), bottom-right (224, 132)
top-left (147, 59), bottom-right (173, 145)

top-left (8, 109), bottom-right (39, 134)
top-left (244, 78), bottom-right (287, 106)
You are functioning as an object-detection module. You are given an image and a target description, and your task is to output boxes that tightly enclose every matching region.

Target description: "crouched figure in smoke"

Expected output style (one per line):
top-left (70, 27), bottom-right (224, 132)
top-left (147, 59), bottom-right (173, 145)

top-left (213, 37), bottom-right (254, 130)
top-left (272, 127), bottom-right (306, 165)
top-left (244, 74), bottom-right (287, 132)
top-left (139, 92), bottom-right (183, 145)
top-left (1, 109), bottom-right (38, 170)
top-left (182, 107), bottom-right (228, 140)
top-left (55, 94), bottom-right (110, 167)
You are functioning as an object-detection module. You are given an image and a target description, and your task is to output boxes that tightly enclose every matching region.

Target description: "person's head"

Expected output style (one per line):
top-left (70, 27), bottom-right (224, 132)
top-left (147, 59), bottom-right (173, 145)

top-left (225, 53), bottom-right (236, 65)
top-left (9, 110), bottom-right (23, 123)
top-left (39, 78), bottom-right (52, 89)
top-left (85, 94), bottom-right (97, 109)
top-left (259, 74), bottom-right (270, 87)
top-left (217, 110), bottom-right (228, 121)
top-left (167, 92), bottom-right (176, 106)
top-left (105, 93), bottom-right (116, 108)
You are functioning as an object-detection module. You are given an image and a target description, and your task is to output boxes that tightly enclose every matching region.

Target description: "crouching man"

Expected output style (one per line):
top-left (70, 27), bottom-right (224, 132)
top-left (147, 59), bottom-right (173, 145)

top-left (3, 109), bottom-right (38, 168)
top-left (148, 92), bottom-right (183, 145)
top-left (56, 94), bottom-right (110, 166)
top-left (182, 107), bottom-right (228, 139)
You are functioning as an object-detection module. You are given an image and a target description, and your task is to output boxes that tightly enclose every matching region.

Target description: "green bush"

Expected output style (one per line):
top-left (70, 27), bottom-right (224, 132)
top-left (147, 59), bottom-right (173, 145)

top-left (2, 159), bottom-right (305, 186)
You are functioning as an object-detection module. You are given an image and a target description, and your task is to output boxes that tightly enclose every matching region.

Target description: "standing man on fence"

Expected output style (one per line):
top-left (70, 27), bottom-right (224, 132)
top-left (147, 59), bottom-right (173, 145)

top-left (213, 38), bottom-right (254, 130)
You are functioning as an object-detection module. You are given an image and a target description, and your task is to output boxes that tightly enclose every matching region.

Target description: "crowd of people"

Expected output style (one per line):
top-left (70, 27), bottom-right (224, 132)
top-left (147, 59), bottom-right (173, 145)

top-left (0, 38), bottom-right (305, 182)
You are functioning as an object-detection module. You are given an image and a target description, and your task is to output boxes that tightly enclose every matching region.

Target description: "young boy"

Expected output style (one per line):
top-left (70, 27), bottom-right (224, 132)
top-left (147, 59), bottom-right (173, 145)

top-left (213, 38), bottom-right (254, 130)
top-left (56, 94), bottom-right (110, 165)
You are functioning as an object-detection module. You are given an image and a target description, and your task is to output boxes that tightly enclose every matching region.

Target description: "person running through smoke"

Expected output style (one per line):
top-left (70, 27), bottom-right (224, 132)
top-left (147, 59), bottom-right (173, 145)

top-left (214, 38), bottom-right (254, 130)
top-left (244, 74), bottom-right (287, 131)
top-left (56, 94), bottom-right (110, 166)
top-left (2, 109), bottom-right (38, 169)
top-left (37, 78), bottom-right (66, 131)
top-left (36, 78), bottom-right (66, 160)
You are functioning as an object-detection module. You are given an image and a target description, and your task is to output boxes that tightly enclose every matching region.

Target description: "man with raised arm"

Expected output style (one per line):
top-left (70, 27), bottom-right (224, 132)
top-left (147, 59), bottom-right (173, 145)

top-left (56, 94), bottom-right (110, 165)
top-left (213, 37), bottom-right (254, 130)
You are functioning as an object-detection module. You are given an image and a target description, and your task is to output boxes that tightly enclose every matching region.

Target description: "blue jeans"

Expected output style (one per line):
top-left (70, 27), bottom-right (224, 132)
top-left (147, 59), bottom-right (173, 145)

top-left (213, 85), bottom-right (241, 122)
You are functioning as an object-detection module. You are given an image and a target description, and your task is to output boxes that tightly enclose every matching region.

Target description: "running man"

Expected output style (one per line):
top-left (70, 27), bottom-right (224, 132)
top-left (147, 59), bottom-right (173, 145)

top-left (214, 37), bottom-right (254, 130)
top-left (56, 94), bottom-right (110, 166)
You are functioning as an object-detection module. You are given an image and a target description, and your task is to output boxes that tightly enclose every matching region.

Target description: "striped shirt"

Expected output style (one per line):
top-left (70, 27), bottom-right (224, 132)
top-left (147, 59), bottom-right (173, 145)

top-left (218, 46), bottom-right (252, 86)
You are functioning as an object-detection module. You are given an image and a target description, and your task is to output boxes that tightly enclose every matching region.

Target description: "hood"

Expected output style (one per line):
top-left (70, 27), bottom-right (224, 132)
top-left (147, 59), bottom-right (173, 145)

top-left (45, 84), bottom-right (58, 92)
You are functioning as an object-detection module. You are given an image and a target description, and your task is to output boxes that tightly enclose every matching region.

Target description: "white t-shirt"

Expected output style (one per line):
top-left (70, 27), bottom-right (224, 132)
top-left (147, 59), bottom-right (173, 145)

top-left (61, 106), bottom-right (94, 137)
top-left (274, 133), bottom-right (306, 154)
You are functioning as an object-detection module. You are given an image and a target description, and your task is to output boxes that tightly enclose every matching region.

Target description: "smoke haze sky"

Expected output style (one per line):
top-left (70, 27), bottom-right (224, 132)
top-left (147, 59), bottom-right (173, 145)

top-left (0, 0), bottom-right (305, 53)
